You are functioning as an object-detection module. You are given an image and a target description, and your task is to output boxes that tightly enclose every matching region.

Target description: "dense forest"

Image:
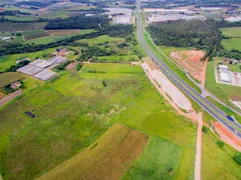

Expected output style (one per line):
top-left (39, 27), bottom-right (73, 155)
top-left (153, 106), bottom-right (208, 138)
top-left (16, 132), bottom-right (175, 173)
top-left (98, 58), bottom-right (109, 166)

top-left (147, 19), bottom-right (221, 50)
top-left (45, 15), bottom-right (110, 29)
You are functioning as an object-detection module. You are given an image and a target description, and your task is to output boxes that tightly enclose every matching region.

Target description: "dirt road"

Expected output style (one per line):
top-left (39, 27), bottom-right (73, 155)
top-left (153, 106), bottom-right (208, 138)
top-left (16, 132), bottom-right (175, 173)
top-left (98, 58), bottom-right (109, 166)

top-left (0, 90), bottom-right (22, 107)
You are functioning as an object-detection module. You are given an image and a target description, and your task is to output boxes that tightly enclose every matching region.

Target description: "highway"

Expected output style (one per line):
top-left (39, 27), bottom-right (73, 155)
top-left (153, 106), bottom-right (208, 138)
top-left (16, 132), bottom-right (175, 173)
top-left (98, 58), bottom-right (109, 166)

top-left (135, 0), bottom-right (241, 138)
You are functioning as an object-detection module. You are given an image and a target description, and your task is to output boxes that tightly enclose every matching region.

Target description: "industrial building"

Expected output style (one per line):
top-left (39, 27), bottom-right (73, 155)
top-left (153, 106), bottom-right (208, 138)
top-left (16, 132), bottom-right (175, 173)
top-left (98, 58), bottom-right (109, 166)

top-left (17, 56), bottom-right (66, 81)
top-left (147, 14), bottom-right (206, 23)
top-left (219, 65), bottom-right (231, 83)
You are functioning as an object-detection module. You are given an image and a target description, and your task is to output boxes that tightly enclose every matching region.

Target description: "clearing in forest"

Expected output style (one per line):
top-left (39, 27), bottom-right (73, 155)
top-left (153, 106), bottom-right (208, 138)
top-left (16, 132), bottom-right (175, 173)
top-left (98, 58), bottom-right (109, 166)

top-left (170, 50), bottom-right (206, 83)
top-left (38, 124), bottom-right (148, 180)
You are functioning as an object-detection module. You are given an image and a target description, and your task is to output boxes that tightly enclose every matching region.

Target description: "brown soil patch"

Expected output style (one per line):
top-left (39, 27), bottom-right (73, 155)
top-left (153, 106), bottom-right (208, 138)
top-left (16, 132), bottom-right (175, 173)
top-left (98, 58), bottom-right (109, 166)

top-left (66, 62), bottom-right (79, 70)
top-left (0, 90), bottom-right (22, 107)
top-left (230, 96), bottom-right (241, 102)
top-left (170, 50), bottom-right (207, 84)
top-left (142, 57), bottom-right (158, 70)
top-left (46, 29), bottom-right (80, 36)
top-left (212, 122), bottom-right (241, 150)
top-left (0, 92), bottom-right (5, 100)
top-left (38, 124), bottom-right (148, 180)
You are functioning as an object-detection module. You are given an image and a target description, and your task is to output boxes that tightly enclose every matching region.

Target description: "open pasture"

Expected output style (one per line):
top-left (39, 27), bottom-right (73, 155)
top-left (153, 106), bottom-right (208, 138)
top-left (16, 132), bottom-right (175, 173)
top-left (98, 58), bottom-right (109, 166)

top-left (77, 35), bottom-right (124, 46)
top-left (0, 72), bottom-right (24, 88)
top-left (222, 38), bottom-right (241, 51)
top-left (23, 30), bottom-right (50, 41)
top-left (0, 63), bottom-right (196, 179)
top-left (0, 22), bottom-right (47, 32)
top-left (202, 128), bottom-right (241, 180)
top-left (123, 136), bottom-right (182, 179)
top-left (39, 124), bottom-right (148, 180)
top-left (221, 27), bottom-right (241, 37)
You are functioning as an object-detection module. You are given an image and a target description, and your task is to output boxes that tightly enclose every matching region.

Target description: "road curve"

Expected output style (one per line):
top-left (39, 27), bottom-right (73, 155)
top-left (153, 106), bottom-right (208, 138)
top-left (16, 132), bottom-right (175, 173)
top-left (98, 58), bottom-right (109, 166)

top-left (135, 0), bottom-right (241, 138)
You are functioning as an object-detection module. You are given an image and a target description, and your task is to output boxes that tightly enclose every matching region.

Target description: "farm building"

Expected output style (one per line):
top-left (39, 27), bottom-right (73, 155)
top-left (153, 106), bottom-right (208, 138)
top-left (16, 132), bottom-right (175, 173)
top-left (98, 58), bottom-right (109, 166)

top-left (30, 59), bottom-right (53, 68)
top-left (49, 56), bottom-right (67, 65)
top-left (114, 15), bottom-right (132, 24)
top-left (17, 64), bottom-right (43, 76)
top-left (17, 56), bottom-right (67, 81)
top-left (10, 81), bottom-right (21, 89)
top-left (33, 69), bottom-right (57, 81)
top-left (219, 65), bottom-right (231, 83)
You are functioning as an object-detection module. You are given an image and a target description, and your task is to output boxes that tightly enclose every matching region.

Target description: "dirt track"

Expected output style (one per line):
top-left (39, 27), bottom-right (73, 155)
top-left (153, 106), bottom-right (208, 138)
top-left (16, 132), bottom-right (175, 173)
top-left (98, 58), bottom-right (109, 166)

top-left (0, 90), bottom-right (22, 107)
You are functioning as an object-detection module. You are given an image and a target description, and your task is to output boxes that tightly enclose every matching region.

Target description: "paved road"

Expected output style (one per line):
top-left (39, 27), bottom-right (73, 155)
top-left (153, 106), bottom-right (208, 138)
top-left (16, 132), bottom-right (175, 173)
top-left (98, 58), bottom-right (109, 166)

top-left (145, 27), bottom-right (241, 117)
top-left (135, 0), bottom-right (241, 138)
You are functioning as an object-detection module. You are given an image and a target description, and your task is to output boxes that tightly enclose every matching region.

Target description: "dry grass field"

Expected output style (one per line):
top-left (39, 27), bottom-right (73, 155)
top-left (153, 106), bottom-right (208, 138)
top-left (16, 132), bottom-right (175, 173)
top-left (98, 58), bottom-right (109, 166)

top-left (46, 29), bottom-right (80, 36)
top-left (38, 124), bottom-right (148, 180)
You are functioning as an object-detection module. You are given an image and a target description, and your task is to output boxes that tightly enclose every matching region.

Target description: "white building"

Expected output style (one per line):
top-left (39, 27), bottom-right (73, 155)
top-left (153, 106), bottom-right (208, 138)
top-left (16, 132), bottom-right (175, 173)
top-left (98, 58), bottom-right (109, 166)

top-left (219, 65), bottom-right (231, 83)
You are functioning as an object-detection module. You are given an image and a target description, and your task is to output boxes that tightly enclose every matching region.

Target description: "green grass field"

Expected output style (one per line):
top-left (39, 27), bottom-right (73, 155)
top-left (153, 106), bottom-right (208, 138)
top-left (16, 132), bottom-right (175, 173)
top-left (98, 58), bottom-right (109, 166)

top-left (77, 35), bottom-right (124, 45)
top-left (0, 63), bottom-right (196, 179)
top-left (221, 27), bottom-right (241, 51)
top-left (123, 136), bottom-right (182, 179)
top-left (222, 38), bottom-right (241, 51)
top-left (221, 27), bottom-right (241, 37)
top-left (97, 55), bottom-right (138, 62)
top-left (205, 59), bottom-right (241, 112)
top-left (23, 30), bottom-right (50, 41)
top-left (0, 72), bottom-right (24, 88)
top-left (202, 128), bottom-right (241, 180)
top-left (3, 15), bottom-right (38, 21)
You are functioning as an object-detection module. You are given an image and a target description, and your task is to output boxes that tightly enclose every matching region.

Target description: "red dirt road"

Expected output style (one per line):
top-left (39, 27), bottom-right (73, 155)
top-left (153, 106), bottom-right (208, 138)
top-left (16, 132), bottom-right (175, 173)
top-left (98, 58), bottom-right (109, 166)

top-left (213, 122), bottom-right (241, 151)
top-left (0, 90), bottom-right (22, 107)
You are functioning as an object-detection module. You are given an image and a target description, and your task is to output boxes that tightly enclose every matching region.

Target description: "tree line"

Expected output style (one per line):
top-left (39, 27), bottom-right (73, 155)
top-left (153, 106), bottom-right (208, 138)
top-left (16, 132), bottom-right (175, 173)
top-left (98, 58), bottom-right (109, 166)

top-left (44, 15), bottom-right (110, 29)
top-left (0, 24), bottom-right (134, 56)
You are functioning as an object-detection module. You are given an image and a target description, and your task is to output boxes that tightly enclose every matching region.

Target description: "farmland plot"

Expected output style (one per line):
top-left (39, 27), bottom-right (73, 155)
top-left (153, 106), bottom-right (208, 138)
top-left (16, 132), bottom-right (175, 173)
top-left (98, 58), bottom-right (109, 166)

top-left (23, 30), bottom-right (50, 41)
top-left (39, 124), bottom-right (148, 180)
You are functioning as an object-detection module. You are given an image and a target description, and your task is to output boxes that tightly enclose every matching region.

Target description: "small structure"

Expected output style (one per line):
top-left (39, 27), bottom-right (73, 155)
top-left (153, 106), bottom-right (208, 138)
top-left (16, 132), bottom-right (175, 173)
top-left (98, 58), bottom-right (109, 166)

top-left (25, 111), bottom-right (36, 118)
top-left (17, 56), bottom-right (67, 81)
top-left (1, 37), bottom-right (12, 41)
top-left (10, 81), bottom-right (21, 89)
top-left (16, 57), bottom-right (31, 64)
top-left (219, 65), bottom-right (231, 83)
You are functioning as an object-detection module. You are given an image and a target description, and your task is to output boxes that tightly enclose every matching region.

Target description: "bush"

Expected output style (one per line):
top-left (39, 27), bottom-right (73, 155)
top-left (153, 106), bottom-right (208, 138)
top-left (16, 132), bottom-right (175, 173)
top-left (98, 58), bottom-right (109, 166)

top-left (202, 126), bottom-right (209, 134)
top-left (76, 63), bottom-right (82, 71)
top-left (216, 141), bottom-right (225, 148)
top-left (54, 60), bottom-right (73, 72)
top-left (233, 153), bottom-right (241, 166)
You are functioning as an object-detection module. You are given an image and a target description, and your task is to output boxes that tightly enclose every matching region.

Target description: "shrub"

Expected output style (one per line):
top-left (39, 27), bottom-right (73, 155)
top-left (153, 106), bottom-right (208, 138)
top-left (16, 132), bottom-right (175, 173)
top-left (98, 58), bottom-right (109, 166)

top-left (202, 126), bottom-right (208, 134)
top-left (233, 153), bottom-right (241, 166)
top-left (216, 141), bottom-right (225, 148)
top-left (76, 64), bottom-right (82, 71)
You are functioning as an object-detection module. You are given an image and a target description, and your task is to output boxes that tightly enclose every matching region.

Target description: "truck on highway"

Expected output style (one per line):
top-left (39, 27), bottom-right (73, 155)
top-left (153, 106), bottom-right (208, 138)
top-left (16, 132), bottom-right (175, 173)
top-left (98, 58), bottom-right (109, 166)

top-left (227, 115), bottom-right (234, 122)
